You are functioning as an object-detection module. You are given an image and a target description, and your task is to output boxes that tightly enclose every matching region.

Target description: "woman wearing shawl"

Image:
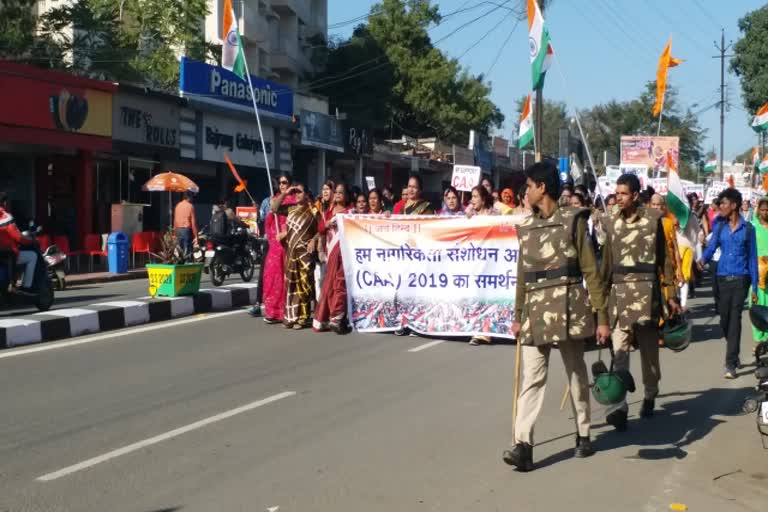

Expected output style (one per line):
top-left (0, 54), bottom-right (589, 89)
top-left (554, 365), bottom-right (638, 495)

top-left (402, 175), bottom-right (434, 215)
top-left (466, 185), bottom-right (499, 346)
top-left (276, 183), bottom-right (322, 329)
top-left (752, 198), bottom-right (768, 345)
top-left (262, 174), bottom-right (296, 323)
top-left (314, 183), bottom-right (352, 334)
top-left (438, 186), bottom-right (464, 216)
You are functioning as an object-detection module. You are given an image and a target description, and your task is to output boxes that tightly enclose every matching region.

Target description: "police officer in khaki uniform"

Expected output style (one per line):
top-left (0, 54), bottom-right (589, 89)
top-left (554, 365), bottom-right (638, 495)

top-left (601, 174), bottom-right (681, 431)
top-left (503, 162), bottom-right (611, 472)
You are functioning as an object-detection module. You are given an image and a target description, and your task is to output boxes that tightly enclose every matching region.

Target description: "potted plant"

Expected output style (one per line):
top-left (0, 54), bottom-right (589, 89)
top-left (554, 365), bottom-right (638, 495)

top-left (146, 229), bottom-right (203, 297)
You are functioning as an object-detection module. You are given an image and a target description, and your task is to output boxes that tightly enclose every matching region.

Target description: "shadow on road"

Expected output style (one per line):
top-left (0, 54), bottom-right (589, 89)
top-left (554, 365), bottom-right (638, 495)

top-left (593, 387), bottom-right (754, 461)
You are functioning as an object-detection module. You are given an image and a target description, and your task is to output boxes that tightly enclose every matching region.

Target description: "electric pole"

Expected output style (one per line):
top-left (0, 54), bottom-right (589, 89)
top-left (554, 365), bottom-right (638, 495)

top-left (714, 29), bottom-right (733, 181)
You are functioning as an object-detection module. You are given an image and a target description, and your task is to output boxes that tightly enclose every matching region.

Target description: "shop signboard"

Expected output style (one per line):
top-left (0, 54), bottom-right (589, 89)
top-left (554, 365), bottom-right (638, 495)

top-left (300, 109), bottom-right (344, 152)
top-left (179, 57), bottom-right (293, 118)
top-left (344, 123), bottom-right (373, 157)
top-left (113, 92), bottom-right (179, 150)
top-left (201, 113), bottom-right (275, 169)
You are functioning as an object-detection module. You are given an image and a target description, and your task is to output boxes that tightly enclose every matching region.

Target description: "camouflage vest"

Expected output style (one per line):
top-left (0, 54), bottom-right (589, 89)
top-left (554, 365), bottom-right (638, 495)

top-left (517, 206), bottom-right (595, 346)
top-left (602, 207), bottom-right (662, 330)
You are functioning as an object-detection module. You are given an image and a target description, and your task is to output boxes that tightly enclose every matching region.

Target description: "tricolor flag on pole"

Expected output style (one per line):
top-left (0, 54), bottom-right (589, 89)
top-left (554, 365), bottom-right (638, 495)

top-left (759, 154), bottom-right (768, 174)
top-left (753, 146), bottom-right (760, 170)
top-left (666, 151), bottom-right (689, 229)
top-left (752, 102), bottom-right (768, 132)
top-left (703, 157), bottom-right (717, 173)
top-left (527, 0), bottom-right (553, 91)
top-left (518, 94), bottom-right (534, 149)
top-left (221, 0), bottom-right (246, 80)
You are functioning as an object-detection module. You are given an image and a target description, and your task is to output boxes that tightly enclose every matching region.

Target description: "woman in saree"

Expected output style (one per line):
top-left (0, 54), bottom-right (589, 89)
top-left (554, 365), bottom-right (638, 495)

top-left (368, 189), bottom-right (385, 214)
top-left (275, 183), bottom-right (322, 329)
top-left (314, 183), bottom-right (352, 334)
top-left (262, 173), bottom-right (295, 323)
top-left (314, 180), bottom-right (335, 303)
top-left (438, 186), bottom-right (464, 216)
top-left (466, 185), bottom-right (500, 345)
top-left (752, 198), bottom-right (768, 346)
top-left (354, 192), bottom-right (369, 214)
top-left (403, 175), bottom-right (435, 215)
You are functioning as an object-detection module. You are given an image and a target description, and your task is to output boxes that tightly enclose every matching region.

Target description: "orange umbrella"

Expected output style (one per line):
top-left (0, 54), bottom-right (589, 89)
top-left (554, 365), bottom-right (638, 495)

top-left (142, 171), bottom-right (199, 193)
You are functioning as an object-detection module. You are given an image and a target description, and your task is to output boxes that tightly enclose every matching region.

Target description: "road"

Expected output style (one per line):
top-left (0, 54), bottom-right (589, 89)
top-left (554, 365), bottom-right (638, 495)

top-left (0, 284), bottom-right (766, 511)
top-left (0, 275), bottom-right (250, 319)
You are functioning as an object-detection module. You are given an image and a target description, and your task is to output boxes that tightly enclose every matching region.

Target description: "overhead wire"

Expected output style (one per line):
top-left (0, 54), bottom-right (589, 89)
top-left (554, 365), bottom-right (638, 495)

top-left (455, 8), bottom-right (516, 60)
top-left (484, 20), bottom-right (521, 77)
top-left (692, 0), bottom-right (722, 31)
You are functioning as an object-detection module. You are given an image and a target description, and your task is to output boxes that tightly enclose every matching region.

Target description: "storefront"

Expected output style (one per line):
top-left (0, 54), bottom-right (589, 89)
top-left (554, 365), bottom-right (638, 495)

top-left (327, 122), bottom-right (374, 190)
top-left (106, 85), bottom-right (182, 234)
top-left (179, 58), bottom-right (293, 219)
top-left (0, 61), bottom-right (115, 247)
top-left (296, 109), bottom-right (344, 193)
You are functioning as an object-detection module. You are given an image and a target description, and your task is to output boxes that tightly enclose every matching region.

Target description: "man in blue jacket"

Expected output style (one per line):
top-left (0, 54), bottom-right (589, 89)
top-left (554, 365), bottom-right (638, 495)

top-left (699, 188), bottom-right (759, 379)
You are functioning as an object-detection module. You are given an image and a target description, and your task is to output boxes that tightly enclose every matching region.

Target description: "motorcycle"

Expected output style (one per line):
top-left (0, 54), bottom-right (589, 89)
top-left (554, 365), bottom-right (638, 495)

top-left (742, 343), bottom-right (768, 448)
top-left (0, 225), bottom-right (55, 311)
top-left (44, 244), bottom-right (67, 290)
top-left (204, 226), bottom-right (255, 286)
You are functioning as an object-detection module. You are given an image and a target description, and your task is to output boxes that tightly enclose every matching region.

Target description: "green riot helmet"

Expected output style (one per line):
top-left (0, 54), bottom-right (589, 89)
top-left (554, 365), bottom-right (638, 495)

top-left (591, 372), bottom-right (627, 406)
top-left (662, 315), bottom-right (692, 352)
top-left (750, 306), bottom-right (768, 333)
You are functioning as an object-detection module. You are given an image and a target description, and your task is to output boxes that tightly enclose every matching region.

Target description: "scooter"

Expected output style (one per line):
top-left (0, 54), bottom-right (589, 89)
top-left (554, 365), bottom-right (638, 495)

top-left (0, 226), bottom-right (55, 311)
top-left (44, 244), bottom-right (67, 290)
top-left (204, 226), bottom-right (255, 286)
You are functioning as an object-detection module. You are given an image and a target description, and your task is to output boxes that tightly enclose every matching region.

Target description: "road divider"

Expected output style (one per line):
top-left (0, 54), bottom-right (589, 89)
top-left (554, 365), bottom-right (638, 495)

top-left (0, 284), bottom-right (258, 349)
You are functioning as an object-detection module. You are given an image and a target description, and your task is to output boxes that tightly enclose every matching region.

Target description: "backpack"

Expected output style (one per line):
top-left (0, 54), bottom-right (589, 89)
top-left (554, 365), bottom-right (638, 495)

top-left (209, 210), bottom-right (230, 238)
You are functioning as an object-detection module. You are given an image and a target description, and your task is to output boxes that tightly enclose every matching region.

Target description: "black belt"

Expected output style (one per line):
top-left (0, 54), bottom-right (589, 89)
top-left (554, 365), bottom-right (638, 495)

top-left (718, 275), bottom-right (748, 282)
top-left (524, 260), bottom-right (582, 283)
top-left (613, 263), bottom-right (656, 274)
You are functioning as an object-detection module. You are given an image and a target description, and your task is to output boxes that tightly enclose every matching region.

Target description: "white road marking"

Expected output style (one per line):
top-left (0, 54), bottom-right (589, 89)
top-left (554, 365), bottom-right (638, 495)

top-left (408, 340), bottom-right (445, 352)
top-left (0, 309), bottom-right (248, 361)
top-left (37, 391), bottom-right (296, 482)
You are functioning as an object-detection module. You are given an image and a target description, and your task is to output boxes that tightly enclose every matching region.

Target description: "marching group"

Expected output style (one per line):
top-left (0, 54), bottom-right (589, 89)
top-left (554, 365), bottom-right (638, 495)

top-left (246, 161), bottom-right (764, 471)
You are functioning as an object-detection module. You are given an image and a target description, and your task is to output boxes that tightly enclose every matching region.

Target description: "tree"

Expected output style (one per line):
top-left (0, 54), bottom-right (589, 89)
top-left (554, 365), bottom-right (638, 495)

top-left (514, 96), bottom-right (568, 158)
top-left (731, 6), bottom-right (768, 115)
top-left (312, 0), bottom-right (503, 141)
top-left (34, 0), bottom-right (213, 90)
top-left (579, 82), bottom-right (706, 180)
top-left (0, 0), bottom-right (37, 60)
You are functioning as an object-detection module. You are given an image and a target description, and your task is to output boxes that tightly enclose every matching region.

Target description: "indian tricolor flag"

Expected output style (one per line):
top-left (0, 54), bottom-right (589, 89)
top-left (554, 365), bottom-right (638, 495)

top-left (221, 0), bottom-right (246, 80)
top-left (753, 146), bottom-right (761, 170)
top-left (752, 102), bottom-right (768, 132)
top-left (518, 94), bottom-right (534, 149)
top-left (759, 154), bottom-right (768, 174)
top-left (527, 0), bottom-right (553, 91)
top-left (666, 151), bottom-right (689, 229)
top-left (703, 157), bottom-right (717, 173)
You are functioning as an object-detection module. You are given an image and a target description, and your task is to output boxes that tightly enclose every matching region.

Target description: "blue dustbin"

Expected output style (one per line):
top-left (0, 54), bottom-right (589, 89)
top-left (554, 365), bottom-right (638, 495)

top-left (107, 232), bottom-right (129, 274)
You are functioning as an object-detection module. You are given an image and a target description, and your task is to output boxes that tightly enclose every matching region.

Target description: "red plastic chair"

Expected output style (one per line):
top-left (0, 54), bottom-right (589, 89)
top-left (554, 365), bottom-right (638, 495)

top-left (131, 232), bottom-right (153, 268)
top-left (81, 233), bottom-right (107, 273)
top-left (37, 234), bottom-right (52, 252)
top-left (149, 231), bottom-right (162, 253)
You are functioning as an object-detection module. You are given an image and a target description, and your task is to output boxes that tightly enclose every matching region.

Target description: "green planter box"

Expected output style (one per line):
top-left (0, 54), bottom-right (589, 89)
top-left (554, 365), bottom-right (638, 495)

top-left (146, 263), bottom-right (203, 297)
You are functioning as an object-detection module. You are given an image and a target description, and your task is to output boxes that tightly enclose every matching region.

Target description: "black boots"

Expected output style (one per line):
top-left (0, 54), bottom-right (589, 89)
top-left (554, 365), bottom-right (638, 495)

top-left (574, 436), bottom-right (595, 458)
top-left (639, 399), bottom-right (655, 418)
top-left (606, 409), bottom-right (628, 432)
top-left (502, 443), bottom-right (534, 472)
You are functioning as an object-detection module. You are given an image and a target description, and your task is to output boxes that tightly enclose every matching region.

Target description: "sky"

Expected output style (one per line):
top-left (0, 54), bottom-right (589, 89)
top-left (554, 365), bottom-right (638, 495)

top-left (327, 0), bottom-right (765, 161)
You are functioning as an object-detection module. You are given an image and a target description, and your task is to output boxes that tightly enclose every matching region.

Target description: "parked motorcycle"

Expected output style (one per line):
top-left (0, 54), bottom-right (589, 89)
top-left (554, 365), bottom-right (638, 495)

top-left (44, 244), bottom-right (67, 290)
top-left (204, 226), bottom-right (255, 286)
top-left (0, 224), bottom-right (55, 311)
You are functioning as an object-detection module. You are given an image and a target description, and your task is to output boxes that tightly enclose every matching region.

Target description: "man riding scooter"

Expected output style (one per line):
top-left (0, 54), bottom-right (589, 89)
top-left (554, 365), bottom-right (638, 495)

top-left (0, 192), bottom-right (36, 293)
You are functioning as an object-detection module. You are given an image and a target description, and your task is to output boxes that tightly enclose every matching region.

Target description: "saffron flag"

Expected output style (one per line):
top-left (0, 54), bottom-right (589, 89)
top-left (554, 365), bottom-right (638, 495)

top-left (527, 0), bottom-right (553, 91)
top-left (752, 102), bottom-right (768, 132)
top-left (653, 38), bottom-right (682, 117)
top-left (703, 157), bottom-right (717, 173)
top-left (224, 153), bottom-right (248, 192)
top-left (666, 151), bottom-right (689, 229)
top-left (221, 0), bottom-right (246, 80)
top-left (518, 94), bottom-right (534, 149)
